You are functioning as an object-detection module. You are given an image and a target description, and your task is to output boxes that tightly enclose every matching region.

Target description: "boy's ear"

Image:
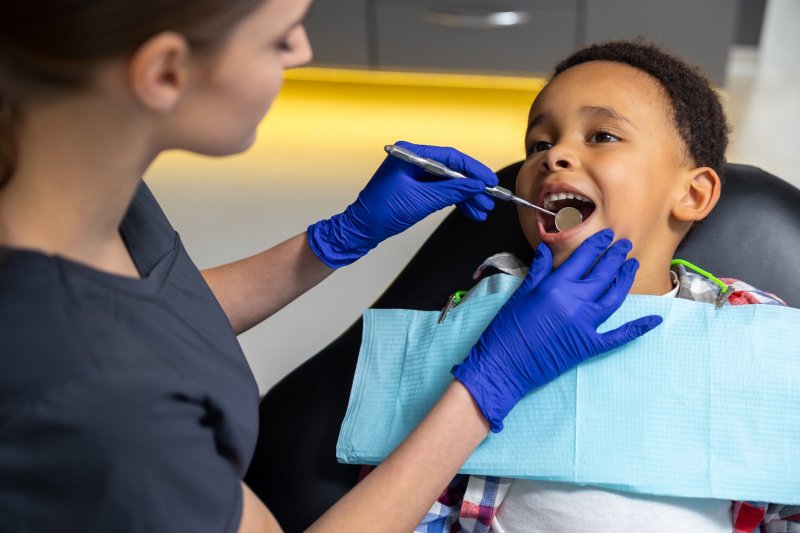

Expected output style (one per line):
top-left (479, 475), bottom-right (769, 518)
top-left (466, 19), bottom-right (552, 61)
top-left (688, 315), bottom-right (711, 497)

top-left (672, 167), bottom-right (721, 223)
top-left (128, 32), bottom-right (190, 113)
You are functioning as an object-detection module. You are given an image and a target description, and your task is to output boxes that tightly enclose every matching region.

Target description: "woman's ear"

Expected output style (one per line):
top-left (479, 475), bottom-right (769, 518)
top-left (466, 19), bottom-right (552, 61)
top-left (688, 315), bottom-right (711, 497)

top-left (672, 167), bottom-right (722, 223)
top-left (128, 32), bottom-right (190, 113)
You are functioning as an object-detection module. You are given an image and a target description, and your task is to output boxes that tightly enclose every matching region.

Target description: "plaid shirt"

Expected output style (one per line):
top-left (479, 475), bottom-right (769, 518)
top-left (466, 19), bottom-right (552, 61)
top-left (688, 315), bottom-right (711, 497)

top-left (405, 255), bottom-right (798, 532)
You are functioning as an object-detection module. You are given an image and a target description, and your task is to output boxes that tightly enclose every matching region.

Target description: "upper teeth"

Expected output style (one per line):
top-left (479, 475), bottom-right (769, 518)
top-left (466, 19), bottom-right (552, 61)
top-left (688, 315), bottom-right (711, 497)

top-left (543, 192), bottom-right (593, 210)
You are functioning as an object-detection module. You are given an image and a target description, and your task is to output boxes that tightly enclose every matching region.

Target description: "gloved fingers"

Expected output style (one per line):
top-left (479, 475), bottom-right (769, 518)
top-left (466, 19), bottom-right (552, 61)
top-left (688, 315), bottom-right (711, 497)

top-left (594, 258), bottom-right (639, 320)
top-left (597, 314), bottom-right (663, 351)
top-left (473, 191), bottom-right (496, 212)
top-left (456, 192), bottom-right (495, 221)
top-left (580, 239), bottom-right (633, 300)
top-left (457, 202), bottom-right (489, 221)
top-left (417, 173), bottom-right (493, 215)
top-left (394, 140), bottom-right (499, 188)
top-left (554, 229), bottom-right (614, 281)
top-left (515, 243), bottom-right (553, 295)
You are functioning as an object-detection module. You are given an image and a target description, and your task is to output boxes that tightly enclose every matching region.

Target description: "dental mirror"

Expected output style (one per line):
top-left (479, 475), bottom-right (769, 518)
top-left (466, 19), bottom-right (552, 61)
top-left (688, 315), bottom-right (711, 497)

top-left (485, 186), bottom-right (584, 233)
top-left (554, 206), bottom-right (583, 232)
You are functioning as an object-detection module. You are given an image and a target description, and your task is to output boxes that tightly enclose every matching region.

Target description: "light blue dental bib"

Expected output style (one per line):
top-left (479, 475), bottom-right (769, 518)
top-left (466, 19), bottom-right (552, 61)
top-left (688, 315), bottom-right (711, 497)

top-left (337, 274), bottom-right (800, 503)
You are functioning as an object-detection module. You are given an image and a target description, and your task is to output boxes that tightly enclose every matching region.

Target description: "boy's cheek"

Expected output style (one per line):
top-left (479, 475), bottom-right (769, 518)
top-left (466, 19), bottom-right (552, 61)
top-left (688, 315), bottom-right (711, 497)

top-left (514, 166), bottom-right (538, 204)
top-left (517, 209), bottom-right (541, 249)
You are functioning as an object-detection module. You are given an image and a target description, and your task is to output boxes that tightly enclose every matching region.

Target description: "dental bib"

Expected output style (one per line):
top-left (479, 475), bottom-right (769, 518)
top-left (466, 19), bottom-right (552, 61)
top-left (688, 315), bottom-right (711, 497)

top-left (337, 274), bottom-right (800, 503)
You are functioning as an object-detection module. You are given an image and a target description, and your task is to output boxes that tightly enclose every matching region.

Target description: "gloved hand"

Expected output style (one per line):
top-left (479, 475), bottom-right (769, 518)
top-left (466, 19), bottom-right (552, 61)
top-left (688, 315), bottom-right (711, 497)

top-left (452, 229), bottom-right (663, 432)
top-left (307, 141), bottom-right (498, 268)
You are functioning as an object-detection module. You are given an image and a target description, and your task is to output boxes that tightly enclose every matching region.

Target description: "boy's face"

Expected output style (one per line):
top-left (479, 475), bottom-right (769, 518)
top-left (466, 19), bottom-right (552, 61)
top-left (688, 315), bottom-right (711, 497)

top-left (517, 61), bottom-right (690, 269)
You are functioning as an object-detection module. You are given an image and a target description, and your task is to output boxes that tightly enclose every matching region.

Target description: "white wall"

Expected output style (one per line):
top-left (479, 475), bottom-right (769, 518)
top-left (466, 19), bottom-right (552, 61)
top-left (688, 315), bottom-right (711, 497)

top-left (725, 0), bottom-right (800, 187)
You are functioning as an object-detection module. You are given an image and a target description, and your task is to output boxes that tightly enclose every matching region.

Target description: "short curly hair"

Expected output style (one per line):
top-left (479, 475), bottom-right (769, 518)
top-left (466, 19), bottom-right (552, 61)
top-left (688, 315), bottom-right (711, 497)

top-left (553, 39), bottom-right (729, 177)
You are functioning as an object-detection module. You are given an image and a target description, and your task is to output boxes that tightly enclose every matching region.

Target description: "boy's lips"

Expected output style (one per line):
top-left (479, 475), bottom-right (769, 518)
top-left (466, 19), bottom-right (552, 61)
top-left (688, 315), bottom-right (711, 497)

top-left (534, 182), bottom-right (598, 244)
top-left (537, 213), bottom-right (594, 244)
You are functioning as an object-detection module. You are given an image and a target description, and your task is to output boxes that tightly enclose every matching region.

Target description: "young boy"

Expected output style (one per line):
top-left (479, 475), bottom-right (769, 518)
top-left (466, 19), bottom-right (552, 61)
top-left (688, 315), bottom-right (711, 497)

top-left (417, 40), bottom-right (795, 532)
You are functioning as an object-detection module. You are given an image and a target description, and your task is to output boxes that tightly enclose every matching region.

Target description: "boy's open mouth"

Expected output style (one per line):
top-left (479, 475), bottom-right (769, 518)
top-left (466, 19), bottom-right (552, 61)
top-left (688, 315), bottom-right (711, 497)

top-left (541, 191), bottom-right (596, 233)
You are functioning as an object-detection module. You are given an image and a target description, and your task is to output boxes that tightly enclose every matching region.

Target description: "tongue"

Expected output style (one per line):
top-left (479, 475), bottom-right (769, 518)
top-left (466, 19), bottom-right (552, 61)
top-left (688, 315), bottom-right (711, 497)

top-left (576, 204), bottom-right (595, 220)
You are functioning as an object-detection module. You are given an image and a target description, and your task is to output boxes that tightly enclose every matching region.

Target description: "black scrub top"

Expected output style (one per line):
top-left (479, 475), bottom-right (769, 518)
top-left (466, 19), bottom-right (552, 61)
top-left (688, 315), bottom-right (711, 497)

top-left (0, 183), bottom-right (260, 533)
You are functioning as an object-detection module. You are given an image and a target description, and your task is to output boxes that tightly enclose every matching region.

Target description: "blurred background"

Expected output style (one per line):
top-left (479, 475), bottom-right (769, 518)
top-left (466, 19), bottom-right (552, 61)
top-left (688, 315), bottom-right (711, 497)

top-left (145, 0), bottom-right (799, 394)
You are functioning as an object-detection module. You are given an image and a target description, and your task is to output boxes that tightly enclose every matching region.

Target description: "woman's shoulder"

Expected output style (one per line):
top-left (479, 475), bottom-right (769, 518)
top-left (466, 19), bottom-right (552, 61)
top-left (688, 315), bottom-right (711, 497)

top-left (0, 239), bottom-right (167, 420)
top-left (0, 248), bottom-right (80, 351)
top-left (0, 256), bottom-right (112, 418)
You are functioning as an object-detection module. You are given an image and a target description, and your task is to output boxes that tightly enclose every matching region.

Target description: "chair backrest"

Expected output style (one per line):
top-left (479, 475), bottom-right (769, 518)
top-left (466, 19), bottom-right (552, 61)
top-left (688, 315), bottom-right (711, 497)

top-left (244, 163), bottom-right (800, 531)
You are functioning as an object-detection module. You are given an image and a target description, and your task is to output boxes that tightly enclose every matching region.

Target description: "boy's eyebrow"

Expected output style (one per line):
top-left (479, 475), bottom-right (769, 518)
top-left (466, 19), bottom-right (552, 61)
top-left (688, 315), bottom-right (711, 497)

top-left (580, 106), bottom-right (637, 129)
top-left (526, 112), bottom-right (551, 137)
top-left (525, 106), bottom-right (637, 137)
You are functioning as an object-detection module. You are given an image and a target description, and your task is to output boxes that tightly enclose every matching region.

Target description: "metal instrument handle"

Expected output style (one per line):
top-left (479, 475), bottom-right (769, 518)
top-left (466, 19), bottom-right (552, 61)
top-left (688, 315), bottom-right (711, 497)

top-left (484, 186), bottom-right (513, 201)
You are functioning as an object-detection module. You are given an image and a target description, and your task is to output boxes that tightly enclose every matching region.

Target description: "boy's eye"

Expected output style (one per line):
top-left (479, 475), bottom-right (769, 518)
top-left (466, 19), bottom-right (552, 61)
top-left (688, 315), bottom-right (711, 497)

top-left (589, 131), bottom-right (619, 143)
top-left (527, 140), bottom-right (553, 155)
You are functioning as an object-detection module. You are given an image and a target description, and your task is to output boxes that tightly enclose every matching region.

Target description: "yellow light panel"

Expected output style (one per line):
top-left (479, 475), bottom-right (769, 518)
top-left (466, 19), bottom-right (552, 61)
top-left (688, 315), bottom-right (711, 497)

top-left (149, 68), bottom-right (545, 184)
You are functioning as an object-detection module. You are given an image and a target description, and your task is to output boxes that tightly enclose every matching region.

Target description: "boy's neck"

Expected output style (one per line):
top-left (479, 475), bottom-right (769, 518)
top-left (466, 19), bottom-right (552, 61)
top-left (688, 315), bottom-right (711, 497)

top-left (629, 258), bottom-right (676, 296)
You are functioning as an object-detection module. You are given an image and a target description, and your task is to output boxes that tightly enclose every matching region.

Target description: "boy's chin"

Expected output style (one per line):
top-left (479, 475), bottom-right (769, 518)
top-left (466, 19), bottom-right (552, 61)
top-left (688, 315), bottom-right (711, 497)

top-left (549, 247), bottom-right (574, 270)
top-left (528, 237), bottom-right (577, 270)
top-left (536, 225), bottom-right (597, 269)
top-left (536, 223), bottom-right (613, 270)
top-left (524, 214), bottom-right (608, 269)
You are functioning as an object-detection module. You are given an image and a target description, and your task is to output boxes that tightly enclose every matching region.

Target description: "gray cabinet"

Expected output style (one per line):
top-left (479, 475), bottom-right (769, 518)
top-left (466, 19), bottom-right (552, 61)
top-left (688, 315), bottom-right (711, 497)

top-left (303, 0), bottom-right (741, 84)
top-left (584, 0), bottom-right (740, 84)
top-left (303, 0), bottom-right (370, 67)
top-left (374, 0), bottom-right (578, 75)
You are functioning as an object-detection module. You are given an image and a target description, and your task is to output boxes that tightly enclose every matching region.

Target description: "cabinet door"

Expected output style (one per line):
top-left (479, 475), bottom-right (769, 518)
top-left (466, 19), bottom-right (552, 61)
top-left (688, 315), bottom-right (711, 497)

top-left (304, 0), bottom-right (370, 68)
top-left (374, 0), bottom-right (578, 75)
top-left (584, 0), bottom-right (740, 84)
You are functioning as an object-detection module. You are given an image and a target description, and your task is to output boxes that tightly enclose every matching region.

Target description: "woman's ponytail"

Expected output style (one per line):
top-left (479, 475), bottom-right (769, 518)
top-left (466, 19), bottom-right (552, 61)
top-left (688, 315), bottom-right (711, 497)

top-left (0, 92), bottom-right (15, 190)
top-left (0, 90), bottom-right (11, 266)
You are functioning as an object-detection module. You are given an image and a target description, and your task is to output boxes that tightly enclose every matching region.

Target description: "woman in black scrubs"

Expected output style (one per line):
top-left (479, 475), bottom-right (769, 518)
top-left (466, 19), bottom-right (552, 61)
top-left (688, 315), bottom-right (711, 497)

top-left (0, 0), bottom-right (659, 531)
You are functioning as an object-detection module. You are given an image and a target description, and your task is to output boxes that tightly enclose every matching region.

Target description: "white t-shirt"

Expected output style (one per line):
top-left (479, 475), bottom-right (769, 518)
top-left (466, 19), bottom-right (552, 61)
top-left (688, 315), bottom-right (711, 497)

top-left (493, 480), bottom-right (732, 533)
top-left (493, 271), bottom-right (733, 532)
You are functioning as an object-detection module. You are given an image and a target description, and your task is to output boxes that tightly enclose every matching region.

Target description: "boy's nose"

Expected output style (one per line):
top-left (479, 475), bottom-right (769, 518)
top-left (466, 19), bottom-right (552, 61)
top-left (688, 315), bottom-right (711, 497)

top-left (539, 145), bottom-right (579, 173)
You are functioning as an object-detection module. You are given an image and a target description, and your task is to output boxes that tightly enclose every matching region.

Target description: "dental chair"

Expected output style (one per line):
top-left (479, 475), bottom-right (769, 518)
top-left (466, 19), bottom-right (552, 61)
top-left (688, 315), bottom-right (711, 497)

top-left (244, 162), bottom-right (800, 532)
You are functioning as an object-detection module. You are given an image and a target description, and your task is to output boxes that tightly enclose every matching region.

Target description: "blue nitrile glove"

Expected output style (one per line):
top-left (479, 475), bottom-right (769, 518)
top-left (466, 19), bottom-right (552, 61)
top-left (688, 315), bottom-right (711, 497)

top-left (307, 141), bottom-right (498, 268)
top-left (452, 229), bottom-right (663, 432)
